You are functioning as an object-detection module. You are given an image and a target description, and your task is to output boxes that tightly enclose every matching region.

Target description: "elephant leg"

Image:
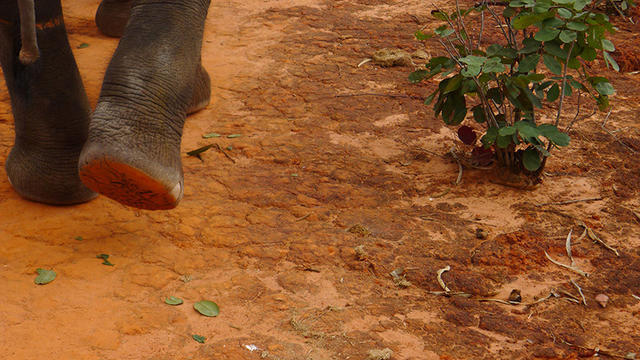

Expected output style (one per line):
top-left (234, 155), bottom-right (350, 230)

top-left (95, 0), bottom-right (133, 38)
top-left (187, 64), bottom-right (211, 115)
top-left (78, 0), bottom-right (211, 210)
top-left (0, 0), bottom-right (97, 205)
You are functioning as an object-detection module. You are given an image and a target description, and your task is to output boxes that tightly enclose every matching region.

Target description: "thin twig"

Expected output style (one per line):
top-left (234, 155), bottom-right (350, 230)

top-left (455, 0), bottom-right (472, 50)
top-left (436, 265), bottom-right (451, 292)
top-left (477, 0), bottom-right (485, 48)
top-left (335, 93), bottom-right (422, 100)
top-left (556, 288), bottom-right (581, 302)
top-left (449, 148), bottom-right (463, 185)
top-left (295, 213), bottom-right (311, 221)
top-left (523, 291), bottom-right (557, 307)
top-left (432, 3), bottom-right (468, 50)
top-left (565, 89), bottom-right (582, 132)
top-left (633, 294), bottom-right (640, 301)
top-left (571, 279), bottom-right (587, 306)
top-left (606, 0), bottom-right (635, 23)
top-left (554, 42), bottom-right (575, 127)
top-left (536, 197), bottom-right (603, 207)
top-left (565, 229), bottom-right (575, 265)
top-left (545, 251), bottom-right (589, 277)
top-left (357, 58), bottom-right (372, 67)
top-left (600, 108), bottom-right (638, 153)
top-left (478, 298), bottom-right (515, 305)
top-left (484, 3), bottom-right (511, 46)
top-left (427, 290), bottom-right (472, 298)
top-left (562, 340), bottom-right (634, 359)
top-left (214, 144), bottom-right (236, 163)
top-left (579, 221), bottom-right (620, 256)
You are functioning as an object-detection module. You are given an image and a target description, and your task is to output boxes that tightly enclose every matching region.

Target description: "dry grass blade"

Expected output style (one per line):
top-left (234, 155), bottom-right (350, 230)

top-left (478, 298), bottom-right (515, 305)
top-left (436, 265), bottom-right (451, 292)
top-left (449, 149), bottom-right (463, 185)
top-left (556, 288), bottom-right (581, 302)
top-left (428, 291), bottom-right (472, 298)
top-left (214, 144), bottom-right (236, 163)
top-left (357, 58), bottom-right (372, 67)
top-left (565, 228), bottom-right (574, 266)
top-left (632, 294), bottom-right (640, 301)
top-left (632, 210), bottom-right (640, 223)
top-left (579, 221), bottom-right (619, 256)
top-left (571, 279), bottom-right (587, 306)
top-left (536, 197), bottom-right (603, 207)
top-left (576, 228), bottom-right (587, 242)
top-left (523, 291), bottom-right (556, 307)
top-left (544, 251), bottom-right (589, 277)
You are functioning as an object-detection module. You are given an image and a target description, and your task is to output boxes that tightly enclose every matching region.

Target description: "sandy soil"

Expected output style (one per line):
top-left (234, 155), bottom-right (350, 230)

top-left (1, 0), bottom-right (639, 359)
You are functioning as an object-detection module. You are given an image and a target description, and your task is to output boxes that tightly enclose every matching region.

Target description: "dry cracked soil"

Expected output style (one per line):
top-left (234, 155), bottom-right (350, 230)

top-left (1, 0), bottom-right (640, 359)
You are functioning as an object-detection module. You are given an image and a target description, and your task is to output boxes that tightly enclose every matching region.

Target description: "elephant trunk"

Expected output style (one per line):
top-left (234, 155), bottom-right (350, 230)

top-left (17, 0), bottom-right (39, 64)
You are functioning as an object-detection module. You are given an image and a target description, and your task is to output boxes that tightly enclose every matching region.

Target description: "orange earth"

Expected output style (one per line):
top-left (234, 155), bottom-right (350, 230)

top-left (1, 1), bottom-right (639, 359)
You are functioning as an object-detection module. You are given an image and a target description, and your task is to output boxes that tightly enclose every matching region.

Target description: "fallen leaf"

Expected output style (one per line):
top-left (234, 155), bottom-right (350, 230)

top-left (192, 334), bottom-right (206, 343)
top-left (194, 300), bottom-right (220, 317)
top-left (34, 268), bottom-right (56, 285)
top-left (187, 144), bottom-right (214, 159)
top-left (164, 296), bottom-right (184, 306)
top-left (202, 133), bottom-right (221, 138)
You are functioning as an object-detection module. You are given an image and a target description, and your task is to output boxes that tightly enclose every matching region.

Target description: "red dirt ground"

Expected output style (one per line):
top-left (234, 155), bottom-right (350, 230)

top-left (1, 1), bottom-right (639, 359)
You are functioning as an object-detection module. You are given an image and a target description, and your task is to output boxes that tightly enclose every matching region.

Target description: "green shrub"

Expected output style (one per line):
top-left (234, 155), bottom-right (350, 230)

top-left (411, 0), bottom-right (621, 178)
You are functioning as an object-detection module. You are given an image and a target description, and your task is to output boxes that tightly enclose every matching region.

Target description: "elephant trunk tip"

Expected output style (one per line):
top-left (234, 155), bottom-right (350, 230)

top-left (18, 0), bottom-right (39, 65)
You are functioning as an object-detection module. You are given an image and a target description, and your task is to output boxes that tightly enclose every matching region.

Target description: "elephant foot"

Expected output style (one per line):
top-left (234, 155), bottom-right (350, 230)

top-left (187, 64), bottom-right (211, 114)
top-left (6, 147), bottom-right (97, 205)
top-left (95, 0), bottom-right (133, 37)
top-left (79, 142), bottom-right (183, 210)
top-left (80, 0), bottom-right (211, 210)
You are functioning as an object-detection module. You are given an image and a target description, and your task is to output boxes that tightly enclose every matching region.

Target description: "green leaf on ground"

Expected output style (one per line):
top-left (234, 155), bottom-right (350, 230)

top-left (194, 300), bottom-right (220, 317)
top-left (227, 134), bottom-right (242, 138)
top-left (96, 254), bottom-right (114, 266)
top-left (187, 144), bottom-right (214, 158)
top-left (164, 296), bottom-right (184, 306)
top-left (192, 334), bottom-right (206, 343)
top-left (74, 236), bottom-right (83, 241)
top-left (202, 133), bottom-right (221, 138)
top-left (77, 43), bottom-right (89, 49)
top-left (34, 268), bottom-right (56, 285)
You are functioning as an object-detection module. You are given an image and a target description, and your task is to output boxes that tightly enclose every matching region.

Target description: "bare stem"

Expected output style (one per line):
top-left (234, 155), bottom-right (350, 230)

top-left (555, 42), bottom-right (575, 127)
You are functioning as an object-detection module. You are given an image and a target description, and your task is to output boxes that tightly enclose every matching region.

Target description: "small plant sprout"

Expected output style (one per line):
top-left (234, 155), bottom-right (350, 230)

top-left (411, 0), bottom-right (620, 180)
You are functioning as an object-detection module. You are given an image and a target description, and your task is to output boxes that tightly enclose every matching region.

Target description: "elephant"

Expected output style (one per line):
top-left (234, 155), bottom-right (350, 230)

top-left (0, 0), bottom-right (211, 210)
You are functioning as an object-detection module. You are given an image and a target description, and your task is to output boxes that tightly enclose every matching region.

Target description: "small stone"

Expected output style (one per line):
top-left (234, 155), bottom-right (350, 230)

top-left (368, 348), bottom-right (393, 360)
top-left (412, 49), bottom-right (430, 60)
top-left (354, 245), bottom-right (367, 260)
top-left (508, 289), bottom-right (522, 303)
top-left (595, 293), bottom-right (609, 308)
top-left (475, 228), bottom-right (488, 239)
top-left (372, 48), bottom-right (412, 67)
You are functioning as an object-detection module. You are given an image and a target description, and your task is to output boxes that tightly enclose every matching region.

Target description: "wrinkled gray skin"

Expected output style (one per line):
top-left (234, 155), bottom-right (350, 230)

top-left (0, 0), bottom-right (211, 208)
top-left (95, 0), bottom-right (133, 37)
top-left (0, 0), bottom-right (96, 204)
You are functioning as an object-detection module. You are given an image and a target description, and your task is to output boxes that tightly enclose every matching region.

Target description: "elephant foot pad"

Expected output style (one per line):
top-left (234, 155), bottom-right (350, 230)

top-left (79, 158), bottom-right (182, 210)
